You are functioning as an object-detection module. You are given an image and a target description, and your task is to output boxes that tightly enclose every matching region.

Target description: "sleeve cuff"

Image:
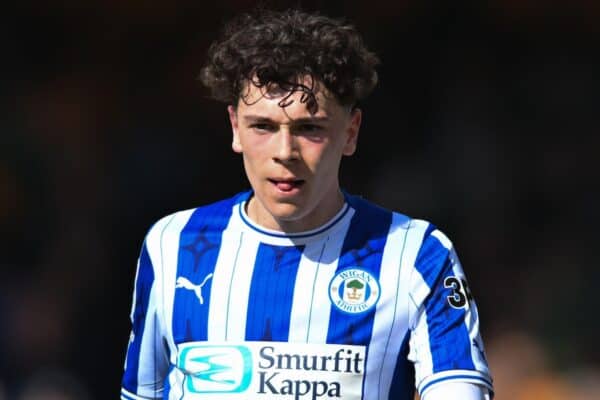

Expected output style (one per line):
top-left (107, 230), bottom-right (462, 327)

top-left (120, 388), bottom-right (160, 400)
top-left (418, 370), bottom-right (494, 398)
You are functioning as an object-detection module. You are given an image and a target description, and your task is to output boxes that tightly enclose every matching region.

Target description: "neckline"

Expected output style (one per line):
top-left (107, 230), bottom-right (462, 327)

top-left (239, 200), bottom-right (350, 238)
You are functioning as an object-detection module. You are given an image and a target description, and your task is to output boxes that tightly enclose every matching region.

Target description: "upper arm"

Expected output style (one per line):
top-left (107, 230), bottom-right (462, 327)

top-left (408, 228), bottom-right (493, 398)
top-left (121, 238), bottom-right (169, 399)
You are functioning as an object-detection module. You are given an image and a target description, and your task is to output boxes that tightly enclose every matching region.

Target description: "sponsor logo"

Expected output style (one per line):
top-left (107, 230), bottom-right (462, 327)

top-left (178, 345), bottom-right (252, 393)
top-left (329, 268), bottom-right (380, 314)
top-left (177, 341), bottom-right (366, 399)
top-left (175, 274), bottom-right (213, 305)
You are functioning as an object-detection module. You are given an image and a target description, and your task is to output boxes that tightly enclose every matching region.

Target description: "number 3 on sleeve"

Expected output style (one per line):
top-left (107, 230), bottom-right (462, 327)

top-left (444, 276), bottom-right (474, 309)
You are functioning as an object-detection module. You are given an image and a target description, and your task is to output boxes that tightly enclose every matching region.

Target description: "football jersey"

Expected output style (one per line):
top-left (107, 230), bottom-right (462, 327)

top-left (121, 191), bottom-right (493, 400)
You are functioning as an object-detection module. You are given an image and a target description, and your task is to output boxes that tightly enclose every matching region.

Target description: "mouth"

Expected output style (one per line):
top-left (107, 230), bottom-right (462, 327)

top-left (268, 178), bottom-right (305, 193)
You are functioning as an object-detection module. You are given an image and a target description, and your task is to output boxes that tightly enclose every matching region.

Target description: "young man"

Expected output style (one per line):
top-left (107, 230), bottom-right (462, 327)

top-left (121, 9), bottom-right (493, 400)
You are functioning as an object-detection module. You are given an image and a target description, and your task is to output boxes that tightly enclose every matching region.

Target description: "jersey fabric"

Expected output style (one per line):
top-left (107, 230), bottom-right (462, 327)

top-left (121, 190), bottom-right (493, 400)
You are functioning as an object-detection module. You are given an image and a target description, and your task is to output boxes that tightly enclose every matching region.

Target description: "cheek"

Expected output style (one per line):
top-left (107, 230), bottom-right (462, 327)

top-left (304, 142), bottom-right (344, 171)
top-left (240, 133), bottom-right (273, 158)
top-left (242, 152), bottom-right (260, 175)
top-left (241, 148), bottom-right (269, 185)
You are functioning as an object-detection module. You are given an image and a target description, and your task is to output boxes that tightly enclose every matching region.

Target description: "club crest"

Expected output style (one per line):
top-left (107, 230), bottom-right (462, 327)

top-left (329, 268), bottom-right (380, 314)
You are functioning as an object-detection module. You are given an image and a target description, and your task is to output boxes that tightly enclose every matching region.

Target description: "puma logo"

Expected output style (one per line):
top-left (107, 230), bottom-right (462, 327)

top-left (175, 274), bottom-right (213, 305)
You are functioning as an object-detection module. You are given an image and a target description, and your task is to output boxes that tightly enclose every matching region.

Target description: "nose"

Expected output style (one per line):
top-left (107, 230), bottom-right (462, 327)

top-left (273, 126), bottom-right (298, 163)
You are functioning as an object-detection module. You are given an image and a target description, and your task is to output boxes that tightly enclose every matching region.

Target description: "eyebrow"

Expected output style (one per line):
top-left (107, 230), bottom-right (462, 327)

top-left (242, 115), bottom-right (330, 124)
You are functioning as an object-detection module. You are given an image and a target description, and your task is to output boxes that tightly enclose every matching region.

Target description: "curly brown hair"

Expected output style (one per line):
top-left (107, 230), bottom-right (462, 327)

top-left (199, 9), bottom-right (379, 111)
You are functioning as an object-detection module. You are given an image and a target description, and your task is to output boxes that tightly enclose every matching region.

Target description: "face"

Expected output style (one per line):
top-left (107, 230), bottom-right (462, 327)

top-left (228, 79), bottom-right (361, 232)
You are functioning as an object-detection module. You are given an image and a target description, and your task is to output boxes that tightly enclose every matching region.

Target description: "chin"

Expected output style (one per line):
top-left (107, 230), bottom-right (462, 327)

top-left (267, 202), bottom-right (306, 222)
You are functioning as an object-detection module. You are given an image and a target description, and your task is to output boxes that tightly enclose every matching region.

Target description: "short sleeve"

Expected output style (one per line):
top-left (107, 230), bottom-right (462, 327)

top-left (407, 229), bottom-right (493, 398)
top-left (121, 239), bottom-right (169, 400)
top-left (421, 382), bottom-right (492, 400)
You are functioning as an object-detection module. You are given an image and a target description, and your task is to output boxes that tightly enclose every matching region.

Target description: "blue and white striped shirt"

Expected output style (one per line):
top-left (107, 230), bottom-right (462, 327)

top-left (121, 191), bottom-right (492, 400)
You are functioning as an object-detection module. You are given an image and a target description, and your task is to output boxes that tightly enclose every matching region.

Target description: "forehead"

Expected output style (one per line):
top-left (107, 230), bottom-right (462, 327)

top-left (236, 78), bottom-right (344, 119)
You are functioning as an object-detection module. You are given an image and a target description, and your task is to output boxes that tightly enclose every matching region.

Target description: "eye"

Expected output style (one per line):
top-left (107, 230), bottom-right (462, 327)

top-left (250, 123), bottom-right (276, 132)
top-left (295, 124), bottom-right (324, 134)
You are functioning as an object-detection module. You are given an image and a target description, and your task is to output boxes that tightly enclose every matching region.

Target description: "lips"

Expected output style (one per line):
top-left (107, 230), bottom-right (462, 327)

top-left (268, 178), bottom-right (305, 192)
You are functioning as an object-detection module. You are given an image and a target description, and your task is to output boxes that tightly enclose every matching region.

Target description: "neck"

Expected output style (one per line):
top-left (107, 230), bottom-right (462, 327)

top-left (246, 190), bottom-right (345, 233)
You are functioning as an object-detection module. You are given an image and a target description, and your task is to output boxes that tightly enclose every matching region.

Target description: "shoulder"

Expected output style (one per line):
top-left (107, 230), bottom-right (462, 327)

top-left (345, 193), bottom-right (460, 278)
top-left (345, 192), bottom-right (449, 245)
top-left (144, 190), bottom-right (250, 243)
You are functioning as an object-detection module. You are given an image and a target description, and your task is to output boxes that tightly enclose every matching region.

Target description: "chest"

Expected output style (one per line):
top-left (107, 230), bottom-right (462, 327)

top-left (169, 234), bottom-right (389, 346)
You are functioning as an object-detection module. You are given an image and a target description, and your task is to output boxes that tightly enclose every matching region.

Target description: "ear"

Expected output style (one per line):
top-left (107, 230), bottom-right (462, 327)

top-left (342, 108), bottom-right (361, 156)
top-left (228, 105), bottom-right (243, 153)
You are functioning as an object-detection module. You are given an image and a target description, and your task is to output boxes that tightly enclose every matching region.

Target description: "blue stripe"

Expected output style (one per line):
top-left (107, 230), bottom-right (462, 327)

top-left (163, 364), bottom-right (174, 399)
top-left (122, 241), bottom-right (155, 392)
top-left (245, 243), bottom-right (304, 341)
top-left (326, 195), bottom-right (392, 345)
top-left (413, 228), bottom-right (445, 289)
top-left (416, 233), bottom-right (475, 372)
top-left (172, 195), bottom-right (239, 343)
top-left (420, 374), bottom-right (493, 394)
top-left (387, 332), bottom-right (415, 399)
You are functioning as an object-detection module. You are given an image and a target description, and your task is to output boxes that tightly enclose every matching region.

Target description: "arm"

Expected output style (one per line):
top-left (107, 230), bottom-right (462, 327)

top-left (121, 240), bottom-right (169, 400)
top-left (408, 228), bottom-right (494, 398)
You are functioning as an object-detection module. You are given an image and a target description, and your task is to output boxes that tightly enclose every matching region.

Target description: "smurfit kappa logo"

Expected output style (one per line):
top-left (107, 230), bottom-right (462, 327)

top-left (178, 344), bottom-right (252, 394)
top-left (329, 267), bottom-right (380, 314)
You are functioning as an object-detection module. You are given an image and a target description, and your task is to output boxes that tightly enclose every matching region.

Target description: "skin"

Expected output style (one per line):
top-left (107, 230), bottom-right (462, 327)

top-left (228, 79), bottom-right (362, 233)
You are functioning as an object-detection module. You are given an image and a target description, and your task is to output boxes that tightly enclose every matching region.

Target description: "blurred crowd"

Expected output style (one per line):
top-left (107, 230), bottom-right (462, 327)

top-left (1, 1), bottom-right (599, 398)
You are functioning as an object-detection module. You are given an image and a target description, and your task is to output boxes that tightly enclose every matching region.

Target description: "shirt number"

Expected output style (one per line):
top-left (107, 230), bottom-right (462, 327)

top-left (444, 276), bottom-right (473, 309)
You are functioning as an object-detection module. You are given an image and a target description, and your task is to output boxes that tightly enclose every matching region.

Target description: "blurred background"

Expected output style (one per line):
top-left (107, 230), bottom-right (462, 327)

top-left (1, 0), bottom-right (599, 399)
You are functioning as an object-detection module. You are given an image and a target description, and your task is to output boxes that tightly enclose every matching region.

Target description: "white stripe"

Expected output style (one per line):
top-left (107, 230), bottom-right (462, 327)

top-left (149, 210), bottom-right (195, 362)
top-left (431, 229), bottom-right (452, 250)
top-left (167, 368), bottom-right (184, 400)
top-left (224, 233), bottom-right (260, 340)
top-left (288, 211), bottom-right (353, 343)
top-left (365, 216), bottom-right (428, 399)
top-left (306, 225), bottom-right (349, 343)
top-left (409, 272), bottom-right (434, 386)
top-left (207, 207), bottom-right (260, 340)
top-left (207, 208), bottom-right (240, 340)
top-left (135, 287), bottom-right (165, 398)
top-left (287, 240), bottom-right (328, 342)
